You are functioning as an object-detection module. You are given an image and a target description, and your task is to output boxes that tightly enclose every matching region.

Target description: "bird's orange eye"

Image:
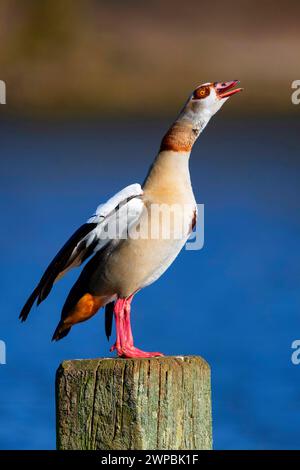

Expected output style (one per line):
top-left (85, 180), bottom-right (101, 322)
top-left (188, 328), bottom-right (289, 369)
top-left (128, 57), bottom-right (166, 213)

top-left (193, 86), bottom-right (210, 100)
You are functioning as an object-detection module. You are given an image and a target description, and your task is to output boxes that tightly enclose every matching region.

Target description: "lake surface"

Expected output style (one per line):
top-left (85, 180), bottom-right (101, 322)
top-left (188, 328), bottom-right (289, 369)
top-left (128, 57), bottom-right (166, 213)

top-left (0, 116), bottom-right (300, 449)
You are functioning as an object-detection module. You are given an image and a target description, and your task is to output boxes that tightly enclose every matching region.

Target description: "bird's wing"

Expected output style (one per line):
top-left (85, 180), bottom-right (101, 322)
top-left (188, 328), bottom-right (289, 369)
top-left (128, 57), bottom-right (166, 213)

top-left (20, 183), bottom-right (144, 321)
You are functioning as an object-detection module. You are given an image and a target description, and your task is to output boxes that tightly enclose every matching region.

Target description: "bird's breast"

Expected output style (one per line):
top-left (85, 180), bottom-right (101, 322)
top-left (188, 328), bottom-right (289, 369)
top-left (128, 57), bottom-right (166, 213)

top-left (100, 186), bottom-right (196, 296)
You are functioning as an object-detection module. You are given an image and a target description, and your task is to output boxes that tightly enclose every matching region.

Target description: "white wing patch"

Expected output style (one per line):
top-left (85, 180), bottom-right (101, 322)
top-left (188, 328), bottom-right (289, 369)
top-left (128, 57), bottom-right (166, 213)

top-left (87, 183), bottom-right (143, 222)
top-left (81, 183), bottom-right (144, 254)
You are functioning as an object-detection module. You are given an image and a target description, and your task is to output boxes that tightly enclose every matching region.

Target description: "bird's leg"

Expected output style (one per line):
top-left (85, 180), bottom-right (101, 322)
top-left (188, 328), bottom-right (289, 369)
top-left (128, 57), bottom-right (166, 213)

top-left (109, 298), bottom-right (126, 353)
top-left (123, 294), bottom-right (134, 347)
top-left (110, 295), bottom-right (163, 358)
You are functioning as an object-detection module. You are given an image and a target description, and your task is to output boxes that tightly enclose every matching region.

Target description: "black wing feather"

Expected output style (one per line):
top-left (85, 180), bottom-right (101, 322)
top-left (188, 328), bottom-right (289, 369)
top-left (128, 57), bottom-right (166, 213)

top-left (19, 222), bottom-right (97, 322)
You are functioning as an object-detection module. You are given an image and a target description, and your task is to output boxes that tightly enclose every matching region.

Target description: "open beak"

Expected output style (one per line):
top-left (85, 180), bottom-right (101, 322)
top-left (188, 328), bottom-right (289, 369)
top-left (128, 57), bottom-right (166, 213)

top-left (214, 80), bottom-right (243, 99)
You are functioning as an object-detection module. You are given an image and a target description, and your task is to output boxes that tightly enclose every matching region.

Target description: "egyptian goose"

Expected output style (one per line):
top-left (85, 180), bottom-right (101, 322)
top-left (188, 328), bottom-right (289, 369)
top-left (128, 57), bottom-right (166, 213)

top-left (20, 81), bottom-right (242, 358)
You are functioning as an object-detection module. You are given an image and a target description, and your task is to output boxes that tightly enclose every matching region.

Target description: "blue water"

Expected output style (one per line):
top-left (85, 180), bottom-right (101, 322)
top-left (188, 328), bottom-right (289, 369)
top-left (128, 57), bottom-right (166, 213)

top-left (0, 117), bottom-right (300, 449)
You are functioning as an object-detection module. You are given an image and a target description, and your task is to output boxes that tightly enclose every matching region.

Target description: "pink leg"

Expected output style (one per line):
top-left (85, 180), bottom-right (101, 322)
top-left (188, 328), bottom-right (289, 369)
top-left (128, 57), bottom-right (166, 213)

top-left (110, 298), bottom-right (126, 351)
top-left (123, 294), bottom-right (134, 346)
top-left (110, 295), bottom-right (163, 358)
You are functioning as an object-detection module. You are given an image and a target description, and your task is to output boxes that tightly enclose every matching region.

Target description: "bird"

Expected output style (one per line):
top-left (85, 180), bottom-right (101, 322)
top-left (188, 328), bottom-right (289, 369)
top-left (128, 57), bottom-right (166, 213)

top-left (20, 80), bottom-right (243, 358)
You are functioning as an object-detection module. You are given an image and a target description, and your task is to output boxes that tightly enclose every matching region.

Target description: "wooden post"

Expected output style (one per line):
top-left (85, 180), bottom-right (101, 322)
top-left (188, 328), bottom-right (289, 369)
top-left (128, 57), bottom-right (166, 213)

top-left (56, 356), bottom-right (212, 450)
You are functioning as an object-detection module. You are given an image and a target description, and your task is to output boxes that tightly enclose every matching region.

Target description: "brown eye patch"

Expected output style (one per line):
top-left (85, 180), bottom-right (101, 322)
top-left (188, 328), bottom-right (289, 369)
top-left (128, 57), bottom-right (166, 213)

top-left (193, 86), bottom-right (210, 100)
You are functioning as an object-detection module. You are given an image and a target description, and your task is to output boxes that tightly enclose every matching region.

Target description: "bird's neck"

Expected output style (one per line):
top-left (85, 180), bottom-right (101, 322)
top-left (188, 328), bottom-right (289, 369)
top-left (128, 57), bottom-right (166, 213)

top-left (159, 121), bottom-right (196, 154)
top-left (159, 107), bottom-right (212, 153)
top-left (142, 149), bottom-right (192, 196)
top-left (143, 127), bottom-right (193, 192)
top-left (143, 111), bottom-right (212, 192)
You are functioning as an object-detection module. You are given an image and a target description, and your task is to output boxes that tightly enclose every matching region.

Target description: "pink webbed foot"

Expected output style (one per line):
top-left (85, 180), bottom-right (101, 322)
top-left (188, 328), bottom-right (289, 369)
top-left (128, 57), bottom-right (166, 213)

top-left (110, 343), bottom-right (164, 358)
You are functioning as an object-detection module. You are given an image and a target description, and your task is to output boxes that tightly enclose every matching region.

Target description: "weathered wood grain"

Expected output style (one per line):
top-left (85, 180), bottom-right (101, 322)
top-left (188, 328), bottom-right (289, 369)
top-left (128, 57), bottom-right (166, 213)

top-left (56, 356), bottom-right (212, 450)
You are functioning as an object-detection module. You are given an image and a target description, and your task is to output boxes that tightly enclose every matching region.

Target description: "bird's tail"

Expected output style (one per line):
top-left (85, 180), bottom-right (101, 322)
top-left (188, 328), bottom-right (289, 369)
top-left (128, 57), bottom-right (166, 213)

top-left (52, 322), bottom-right (72, 341)
top-left (52, 288), bottom-right (113, 342)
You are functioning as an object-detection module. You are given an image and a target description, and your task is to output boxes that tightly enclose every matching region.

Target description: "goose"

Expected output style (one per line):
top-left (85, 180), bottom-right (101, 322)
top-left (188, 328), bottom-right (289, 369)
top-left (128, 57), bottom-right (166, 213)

top-left (20, 80), bottom-right (243, 358)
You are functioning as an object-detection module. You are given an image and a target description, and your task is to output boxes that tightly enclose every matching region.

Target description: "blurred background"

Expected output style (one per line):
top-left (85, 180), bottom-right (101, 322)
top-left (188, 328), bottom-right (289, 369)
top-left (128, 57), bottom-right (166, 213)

top-left (0, 0), bottom-right (300, 449)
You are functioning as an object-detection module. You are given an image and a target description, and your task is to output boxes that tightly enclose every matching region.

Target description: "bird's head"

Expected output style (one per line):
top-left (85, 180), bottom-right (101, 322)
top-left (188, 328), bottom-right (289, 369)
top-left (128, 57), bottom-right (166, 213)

top-left (180, 80), bottom-right (243, 126)
top-left (160, 81), bottom-right (243, 153)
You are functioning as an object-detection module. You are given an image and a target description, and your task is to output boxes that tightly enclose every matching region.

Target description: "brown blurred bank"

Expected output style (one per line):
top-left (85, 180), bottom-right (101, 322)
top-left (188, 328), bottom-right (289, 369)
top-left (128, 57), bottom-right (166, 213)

top-left (0, 0), bottom-right (299, 118)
